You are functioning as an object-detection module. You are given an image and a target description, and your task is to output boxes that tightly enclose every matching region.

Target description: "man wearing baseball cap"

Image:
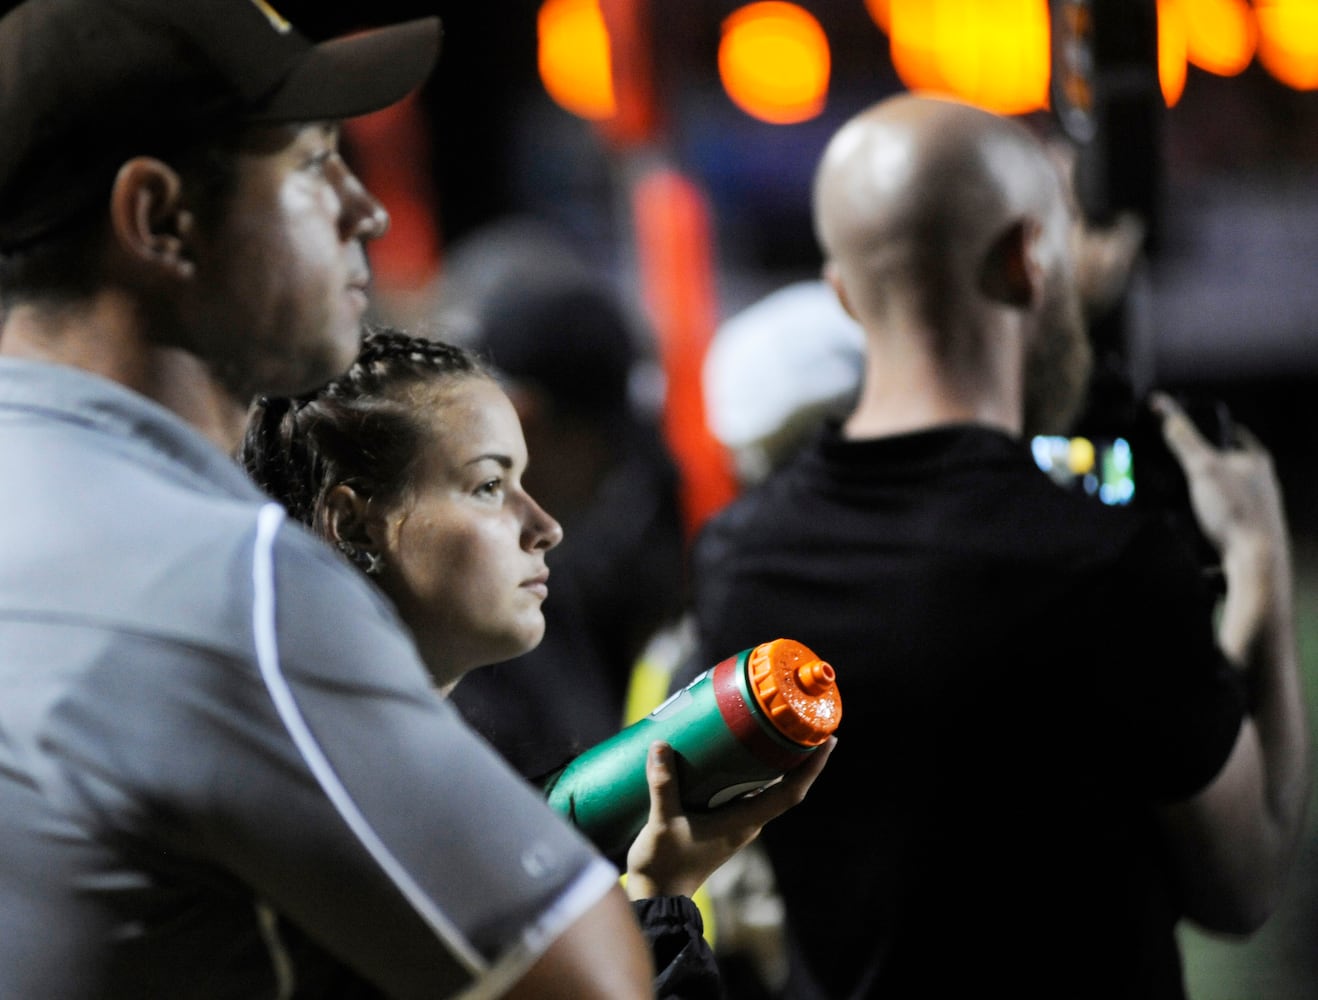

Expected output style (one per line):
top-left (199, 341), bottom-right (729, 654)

top-left (0, 1), bottom-right (655, 996)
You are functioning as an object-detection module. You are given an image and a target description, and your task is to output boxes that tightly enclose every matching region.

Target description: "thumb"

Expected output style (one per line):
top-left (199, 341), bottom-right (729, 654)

top-left (645, 741), bottom-right (683, 826)
top-left (1149, 391), bottom-right (1208, 467)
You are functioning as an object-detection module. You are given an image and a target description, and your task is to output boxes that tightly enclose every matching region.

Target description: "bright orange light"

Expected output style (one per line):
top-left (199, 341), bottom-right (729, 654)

top-left (888, 0), bottom-right (950, 94)
top-left (719, 3), bottom-right (831, 124)
top-left (1255, 0), bottom-right (1318, 90)
top-left (864, 0), bottom-right (892, 32)
top-left (888, 0), bottom-right (1050, 116)
top-left (538, 0), bottom-right (616, 120)
top-left (1157, 0), bottom-right (1189, 105)
top-left (1176, 0), bottom-right (1256, 75)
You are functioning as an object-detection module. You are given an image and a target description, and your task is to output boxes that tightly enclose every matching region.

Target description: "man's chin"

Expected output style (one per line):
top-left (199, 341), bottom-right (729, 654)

top-left (323, 322), bottom-right (367, 381)
top-left (277, 326), bottom-right (365, 398)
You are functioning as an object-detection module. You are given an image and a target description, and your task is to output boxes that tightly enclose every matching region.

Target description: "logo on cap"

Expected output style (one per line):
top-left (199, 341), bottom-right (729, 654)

top-left (248, 0), bottom-right (292, 34)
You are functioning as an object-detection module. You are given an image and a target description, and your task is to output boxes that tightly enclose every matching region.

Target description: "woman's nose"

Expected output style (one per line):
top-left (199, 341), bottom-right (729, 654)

top-left (524, 496), bottom-right (563, 552)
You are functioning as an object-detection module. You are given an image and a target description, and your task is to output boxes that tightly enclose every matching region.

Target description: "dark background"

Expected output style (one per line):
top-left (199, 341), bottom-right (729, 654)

top-left (282, 1), bottom-right (1318, 538)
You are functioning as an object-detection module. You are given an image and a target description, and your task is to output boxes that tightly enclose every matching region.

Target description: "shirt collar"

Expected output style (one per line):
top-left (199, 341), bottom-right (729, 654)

top-left (0, 357), bottom-right (266, 501)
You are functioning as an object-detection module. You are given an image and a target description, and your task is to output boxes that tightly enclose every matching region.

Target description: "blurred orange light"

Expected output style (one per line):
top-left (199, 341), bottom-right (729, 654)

top-left (1176, 0), bottom-right (1256, 75)
top-left (864, 0), bottom-right (892, 32)
top-left (1157, 0), bottom-right (1189, 105)
top-left (887, 0), bottom-right (950, 94)
top-left (538, 0), bottom-right (616, 120)
top-left (1255, 0), bottom-right (1318, 90)
top-left (888, 0), bottom-right (1050, 116)
top-left (719, 2), bottom-right (831, 125)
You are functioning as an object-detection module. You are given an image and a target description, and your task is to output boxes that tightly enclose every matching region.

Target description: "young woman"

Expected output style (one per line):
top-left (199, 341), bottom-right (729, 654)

top-left (241, 326), bottom-right (834, 997)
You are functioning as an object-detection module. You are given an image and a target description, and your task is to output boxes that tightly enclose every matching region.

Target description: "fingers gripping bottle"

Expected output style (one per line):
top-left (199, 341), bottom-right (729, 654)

top-left (541, 638), bottom-right (841, 862)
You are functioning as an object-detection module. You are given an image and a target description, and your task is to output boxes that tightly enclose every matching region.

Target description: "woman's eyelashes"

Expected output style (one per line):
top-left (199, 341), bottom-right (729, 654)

top-left (474, 477), bottom-right (505, 500)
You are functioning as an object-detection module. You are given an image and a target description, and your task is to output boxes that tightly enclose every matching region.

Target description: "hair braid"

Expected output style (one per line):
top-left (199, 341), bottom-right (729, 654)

top-left (239, 325), bottom-right (492, 529)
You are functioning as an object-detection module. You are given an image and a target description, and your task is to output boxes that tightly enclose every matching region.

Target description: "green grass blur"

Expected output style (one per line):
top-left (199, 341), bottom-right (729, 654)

top-left (1180, 536), bottom-right (1318, 1000)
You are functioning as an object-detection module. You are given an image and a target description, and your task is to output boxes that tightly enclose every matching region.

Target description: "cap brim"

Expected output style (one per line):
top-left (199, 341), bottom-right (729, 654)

top-left (256, 16), bottom-right (442, 123)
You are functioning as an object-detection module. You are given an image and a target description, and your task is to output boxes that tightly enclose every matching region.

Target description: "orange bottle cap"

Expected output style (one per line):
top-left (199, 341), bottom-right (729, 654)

top-left (746, 638), bottom-right (841, 746)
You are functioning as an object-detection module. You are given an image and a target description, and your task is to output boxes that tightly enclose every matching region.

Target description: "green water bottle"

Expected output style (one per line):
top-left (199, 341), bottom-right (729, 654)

top-left (541, 637), bottom-right (841, 862)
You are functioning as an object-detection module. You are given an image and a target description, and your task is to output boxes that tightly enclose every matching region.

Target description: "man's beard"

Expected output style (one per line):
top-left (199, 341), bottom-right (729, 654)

top-left (1021, 282), bottom-right (1092, 438)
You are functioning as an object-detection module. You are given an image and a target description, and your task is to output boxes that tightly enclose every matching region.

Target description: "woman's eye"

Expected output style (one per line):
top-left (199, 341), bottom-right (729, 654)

top-left (475, 478), bottom-right (504, 498)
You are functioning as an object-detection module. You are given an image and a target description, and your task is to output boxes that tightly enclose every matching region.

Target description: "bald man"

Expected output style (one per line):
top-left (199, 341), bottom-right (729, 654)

top-left (680, 94), bottom-right (1307, 999)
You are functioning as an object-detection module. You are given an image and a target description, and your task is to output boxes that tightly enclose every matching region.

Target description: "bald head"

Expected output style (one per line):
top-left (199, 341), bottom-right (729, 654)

top-left (814, 94), bottom-right (1091, 436)
top-left (817, 94), bottom-right (1071, 312)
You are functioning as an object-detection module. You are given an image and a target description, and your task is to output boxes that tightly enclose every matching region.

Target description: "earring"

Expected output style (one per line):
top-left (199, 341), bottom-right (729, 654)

top-left (336, 539), bottom-right (384, 577)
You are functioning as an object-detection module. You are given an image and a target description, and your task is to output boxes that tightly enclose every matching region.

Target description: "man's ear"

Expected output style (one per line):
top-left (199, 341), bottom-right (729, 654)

top-left (322, 483), bottom-right (384, 554)
top-left (979, 218), bottom-right (1042, 308)
top-left (823, 261), bottom-right (858, 321)
top-left (107, 157), bottom-right (195, 280)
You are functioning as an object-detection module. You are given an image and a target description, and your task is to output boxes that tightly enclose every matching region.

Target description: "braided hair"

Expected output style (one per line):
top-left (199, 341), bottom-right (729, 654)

top-left (240, 325), bottom-right (493, 530)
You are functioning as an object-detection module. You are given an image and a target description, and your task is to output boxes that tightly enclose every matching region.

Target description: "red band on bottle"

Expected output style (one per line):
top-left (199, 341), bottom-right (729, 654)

top-left (712, 653), bottom-right (811, 771)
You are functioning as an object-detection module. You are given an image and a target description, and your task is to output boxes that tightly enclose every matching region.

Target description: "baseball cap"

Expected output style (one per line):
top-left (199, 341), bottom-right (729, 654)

top-left (475, 278), bottom-right (640, 421)
top-left (0, 0), bottom-right (442, 251)
top-left (704, 279), bottom-right (865, 482)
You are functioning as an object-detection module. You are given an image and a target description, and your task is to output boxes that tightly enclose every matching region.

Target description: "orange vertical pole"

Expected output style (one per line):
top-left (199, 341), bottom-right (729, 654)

top-left (597, 0), bottom-right (659, 149)
top-left (630, 167), bottom-right (739, 540)
top-left (599, 0), bottom-right (740, 542)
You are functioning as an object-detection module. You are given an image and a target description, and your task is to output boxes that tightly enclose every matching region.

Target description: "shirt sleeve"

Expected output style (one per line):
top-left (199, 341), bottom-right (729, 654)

top-left (633, 895), bottom-right (725, 1000)
top-left (1105, 515), bottom-right (1247, 802)
top-left (70, 511), bottom-right (621, 1000)
top-left (258, 511), bottom-right (622, 998)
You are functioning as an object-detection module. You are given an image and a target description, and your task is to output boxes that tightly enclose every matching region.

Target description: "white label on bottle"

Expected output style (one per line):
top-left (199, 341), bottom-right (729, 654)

top-left (707, 779), bottom-right (777, 808)
top-left (649, 687), bottom-right (693, 720)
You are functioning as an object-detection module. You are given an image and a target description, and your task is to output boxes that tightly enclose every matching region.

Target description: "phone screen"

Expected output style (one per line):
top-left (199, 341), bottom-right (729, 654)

top-left (1031, 396), bottom-right (1227, 590)
top-left (1031, 434), bottom-right (1135, 506)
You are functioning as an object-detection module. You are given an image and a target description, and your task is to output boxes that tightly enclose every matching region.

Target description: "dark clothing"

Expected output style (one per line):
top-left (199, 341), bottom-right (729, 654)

top-left (640, 895), bottom-right (725, 1000)
top-left (683, 422), bottom-right (1246, 999)
top-left (285, 895), bottom-right (722, 1000)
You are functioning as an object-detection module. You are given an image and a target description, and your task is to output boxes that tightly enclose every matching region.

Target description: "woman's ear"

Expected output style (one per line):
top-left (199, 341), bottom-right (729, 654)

top-left (323, 484), bottom-right (394, 580)
top-left (322, 483), bottom-right (380, 552)
top-left (107, 157), bottom-right (195, 280)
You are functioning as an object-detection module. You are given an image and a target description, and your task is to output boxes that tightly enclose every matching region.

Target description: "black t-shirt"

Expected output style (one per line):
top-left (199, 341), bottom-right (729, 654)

top-left (684, 422), bottom-right (1245, 1000)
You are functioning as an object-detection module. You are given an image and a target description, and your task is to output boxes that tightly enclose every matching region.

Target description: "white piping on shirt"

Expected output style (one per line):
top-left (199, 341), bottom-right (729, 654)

top-left (250, 502), bottom-right (488, 977)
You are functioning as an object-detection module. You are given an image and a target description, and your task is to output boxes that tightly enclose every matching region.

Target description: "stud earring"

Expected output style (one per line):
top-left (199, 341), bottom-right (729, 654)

top-left (336, 539), bottom-right (384, 577)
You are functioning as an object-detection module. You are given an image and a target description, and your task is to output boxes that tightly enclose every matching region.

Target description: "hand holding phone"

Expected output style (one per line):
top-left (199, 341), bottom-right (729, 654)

top-left (1148, 391), bottom-right (1286, 583)
top-left (1032, 390), bottom-right (1236, 591)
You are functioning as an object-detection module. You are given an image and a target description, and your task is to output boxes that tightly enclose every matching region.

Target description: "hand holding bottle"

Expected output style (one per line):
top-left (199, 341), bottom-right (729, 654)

top-left (545, 638), bottom-right (842, 864)
top-left (624, 735), bottom-right (836, 900)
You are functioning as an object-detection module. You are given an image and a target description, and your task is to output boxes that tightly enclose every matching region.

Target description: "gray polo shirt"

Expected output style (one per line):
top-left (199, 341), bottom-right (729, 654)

top-left (0, 359), bottom-right (616, 999)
